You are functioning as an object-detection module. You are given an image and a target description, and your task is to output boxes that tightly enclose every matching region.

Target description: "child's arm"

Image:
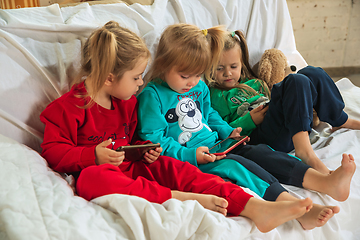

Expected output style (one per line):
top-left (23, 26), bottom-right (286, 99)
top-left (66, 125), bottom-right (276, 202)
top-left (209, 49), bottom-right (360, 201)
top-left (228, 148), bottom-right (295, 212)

top-left (40, 101), bottom-right (98, 173)
top-left (210, 87), bottom-right (257, 136)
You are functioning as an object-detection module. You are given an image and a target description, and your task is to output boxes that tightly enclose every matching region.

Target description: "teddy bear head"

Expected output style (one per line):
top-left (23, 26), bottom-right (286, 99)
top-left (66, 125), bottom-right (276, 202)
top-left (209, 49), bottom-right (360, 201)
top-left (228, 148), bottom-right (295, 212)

top-left (257, 48), bottom-right (297, 90)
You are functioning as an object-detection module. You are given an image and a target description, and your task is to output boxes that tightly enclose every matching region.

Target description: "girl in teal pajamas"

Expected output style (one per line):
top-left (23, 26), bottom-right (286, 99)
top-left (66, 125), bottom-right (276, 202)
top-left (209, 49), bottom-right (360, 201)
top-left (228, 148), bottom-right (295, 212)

top-left (137, 23), bottom-right (342, 230)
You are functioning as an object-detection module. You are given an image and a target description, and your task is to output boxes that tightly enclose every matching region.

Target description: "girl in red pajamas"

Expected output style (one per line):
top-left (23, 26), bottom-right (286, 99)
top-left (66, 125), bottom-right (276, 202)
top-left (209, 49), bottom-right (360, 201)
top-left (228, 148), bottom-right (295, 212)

top-left (40, 21), bottom-right (313, 233)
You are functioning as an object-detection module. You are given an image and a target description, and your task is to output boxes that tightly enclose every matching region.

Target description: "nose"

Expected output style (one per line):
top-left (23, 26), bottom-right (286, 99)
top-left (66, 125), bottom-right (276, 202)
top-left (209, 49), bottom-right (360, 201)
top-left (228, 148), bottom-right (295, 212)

top-left (187, 77), bottom-right (197, 87)
top-left (138, 76), bottom-right (144, 86)
top-left (187, 109), bottom-right (195, 117)
top-left (224, 67), bottom-right (231, 77)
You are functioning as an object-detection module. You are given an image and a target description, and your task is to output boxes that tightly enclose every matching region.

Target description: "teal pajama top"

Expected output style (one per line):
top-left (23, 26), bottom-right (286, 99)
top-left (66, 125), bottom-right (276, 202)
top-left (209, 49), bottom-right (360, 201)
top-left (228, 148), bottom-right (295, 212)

top-left (137, 79), bottom-right (276, 198)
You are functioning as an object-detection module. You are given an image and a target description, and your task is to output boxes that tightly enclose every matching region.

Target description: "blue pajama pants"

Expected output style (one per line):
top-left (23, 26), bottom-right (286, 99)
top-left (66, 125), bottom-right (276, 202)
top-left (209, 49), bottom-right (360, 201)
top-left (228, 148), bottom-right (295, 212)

top-left (249, 66), bottom-right (348, 152)
top-left (199, 143), bottom-right (310, 201)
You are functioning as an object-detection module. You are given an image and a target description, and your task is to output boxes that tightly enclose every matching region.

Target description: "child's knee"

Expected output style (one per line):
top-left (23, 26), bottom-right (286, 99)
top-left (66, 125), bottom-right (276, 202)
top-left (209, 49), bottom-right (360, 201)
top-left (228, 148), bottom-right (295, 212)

top-left (76, 164), bottom-right (122, 200)
top-left (298, 65), bottom-right (328, 80)
top-left (283, 73), bottom-right (310, 90)
top-left (78, 164), bottom-right (119, 185)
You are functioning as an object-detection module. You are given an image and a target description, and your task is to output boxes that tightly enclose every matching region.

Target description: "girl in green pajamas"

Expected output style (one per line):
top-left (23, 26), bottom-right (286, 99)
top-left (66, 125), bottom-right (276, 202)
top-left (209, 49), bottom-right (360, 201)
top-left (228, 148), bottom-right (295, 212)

top-left (137, 23), bottom-right (341, 230)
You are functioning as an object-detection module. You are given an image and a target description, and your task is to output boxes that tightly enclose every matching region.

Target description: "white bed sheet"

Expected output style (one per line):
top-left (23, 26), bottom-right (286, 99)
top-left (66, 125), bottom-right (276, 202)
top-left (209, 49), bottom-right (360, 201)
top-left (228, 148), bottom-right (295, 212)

top-left (0, 0), bottom-right (359, 239)
top-left (1, 78), bottom-right (359, 240)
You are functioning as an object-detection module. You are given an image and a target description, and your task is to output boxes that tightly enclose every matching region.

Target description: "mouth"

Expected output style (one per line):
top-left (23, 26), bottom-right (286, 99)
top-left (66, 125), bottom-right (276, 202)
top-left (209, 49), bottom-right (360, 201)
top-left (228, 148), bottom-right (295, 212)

top-left (182, 89), bottom-right (190, 92)
top-left (224, 79), bottom-right (233, 82)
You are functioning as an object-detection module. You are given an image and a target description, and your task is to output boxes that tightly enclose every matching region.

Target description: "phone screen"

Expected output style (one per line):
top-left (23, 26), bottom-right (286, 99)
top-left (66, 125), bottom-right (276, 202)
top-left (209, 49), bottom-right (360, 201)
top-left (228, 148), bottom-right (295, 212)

top-left (208, 136), bottom-right (248, 155)
top-left (116, 143), bottom-right (160, 161)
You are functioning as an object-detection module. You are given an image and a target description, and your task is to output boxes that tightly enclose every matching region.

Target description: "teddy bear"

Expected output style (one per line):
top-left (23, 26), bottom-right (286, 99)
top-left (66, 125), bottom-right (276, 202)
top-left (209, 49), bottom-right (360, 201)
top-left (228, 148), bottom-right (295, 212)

top-left (256, 48), bottom-right (320, 127)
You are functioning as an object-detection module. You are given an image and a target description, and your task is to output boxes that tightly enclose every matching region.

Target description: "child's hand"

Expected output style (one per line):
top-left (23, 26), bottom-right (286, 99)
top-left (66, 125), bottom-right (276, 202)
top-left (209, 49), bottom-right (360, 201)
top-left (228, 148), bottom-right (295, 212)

top-left (196, 146), bottom-right (226, 164)
top-left (143, 146), bottom-right (163, 164)
top-left (95, 139), bottom-right (125, 166)
top-left (250, 104), bottom-right (268, 125)
top-left (228, 127), bottom-right (242, 140)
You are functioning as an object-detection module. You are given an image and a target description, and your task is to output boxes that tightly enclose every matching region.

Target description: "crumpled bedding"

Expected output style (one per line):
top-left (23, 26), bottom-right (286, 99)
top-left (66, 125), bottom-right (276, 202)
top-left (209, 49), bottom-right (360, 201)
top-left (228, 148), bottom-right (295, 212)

top-left (0, 0), bottom-right (359, 239)
top-left (1, 78), bottom-right (360, 240)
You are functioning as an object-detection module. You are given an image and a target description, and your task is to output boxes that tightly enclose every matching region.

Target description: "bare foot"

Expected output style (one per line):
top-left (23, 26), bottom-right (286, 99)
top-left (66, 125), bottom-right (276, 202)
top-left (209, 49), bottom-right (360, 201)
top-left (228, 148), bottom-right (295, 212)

top-left (241, 197), bottom-right (313, 233)
top-left (297, 204), bottom-right (340, 230)
top-left (171, 190), bottom-right (228, 215)
top-left (323, 154), bottom-right (356, 201)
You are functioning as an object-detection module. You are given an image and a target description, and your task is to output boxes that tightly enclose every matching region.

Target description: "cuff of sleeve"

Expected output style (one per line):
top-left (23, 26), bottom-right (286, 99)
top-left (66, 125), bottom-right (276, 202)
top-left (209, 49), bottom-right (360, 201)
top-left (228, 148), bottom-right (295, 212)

top-left (180, 147), bottom-right (198, 167)
top-left (80, 146), bottom-right (97, 169)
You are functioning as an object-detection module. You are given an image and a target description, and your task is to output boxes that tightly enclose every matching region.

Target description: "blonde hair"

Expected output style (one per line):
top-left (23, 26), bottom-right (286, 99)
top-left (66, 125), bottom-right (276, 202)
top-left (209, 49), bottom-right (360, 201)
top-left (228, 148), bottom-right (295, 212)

top-left (213, 30), bottom-right (270, 98)
top-left (145, 23), bottom-right (226, 84)
top-left (74, 21), bottom-right (150, 107)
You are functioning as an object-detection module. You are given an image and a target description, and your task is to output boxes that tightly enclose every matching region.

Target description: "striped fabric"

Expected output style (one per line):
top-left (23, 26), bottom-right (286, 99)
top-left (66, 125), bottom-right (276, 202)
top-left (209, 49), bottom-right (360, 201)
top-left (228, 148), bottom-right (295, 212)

top-left (1, 0), bottom-right (39, 9)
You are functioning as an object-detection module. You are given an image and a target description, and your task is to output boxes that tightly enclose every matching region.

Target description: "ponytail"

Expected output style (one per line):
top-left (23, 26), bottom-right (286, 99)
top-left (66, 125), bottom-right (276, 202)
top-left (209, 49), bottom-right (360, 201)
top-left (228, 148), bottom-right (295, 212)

top-left (75, 21), bottom-right (150, 108)
top-left (203, 26), bottom-right (226, 82)
top-left (87, 22), bottom-right (118, 96)
top-left (233, 30), bottom-right (258, 79)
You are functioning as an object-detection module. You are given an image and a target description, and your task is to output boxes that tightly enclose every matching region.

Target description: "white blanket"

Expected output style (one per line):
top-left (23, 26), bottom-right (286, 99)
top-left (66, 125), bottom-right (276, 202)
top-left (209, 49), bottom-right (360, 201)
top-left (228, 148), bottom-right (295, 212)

top-left (1, 78), bottom-right (359, 240)
top-left (0, 0), bottom-right (359, 239)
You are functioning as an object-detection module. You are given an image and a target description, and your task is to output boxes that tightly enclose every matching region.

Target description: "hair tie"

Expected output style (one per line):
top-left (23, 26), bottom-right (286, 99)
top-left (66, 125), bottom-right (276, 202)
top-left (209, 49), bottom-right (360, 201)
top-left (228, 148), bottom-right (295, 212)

top-left (201, 29), bottom-right (208, 36)
top-left (230, 31), bottom-right (241, 42)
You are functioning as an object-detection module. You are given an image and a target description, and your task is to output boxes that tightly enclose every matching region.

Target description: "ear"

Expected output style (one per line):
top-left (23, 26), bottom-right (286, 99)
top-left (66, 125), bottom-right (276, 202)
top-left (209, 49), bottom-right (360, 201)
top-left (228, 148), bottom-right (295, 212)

top-left (195, 101), bottom-right (201, 113)
top-left (105, 73), bottom-right (115, 86)
top-left (165, 108), bottom-right (178, 123)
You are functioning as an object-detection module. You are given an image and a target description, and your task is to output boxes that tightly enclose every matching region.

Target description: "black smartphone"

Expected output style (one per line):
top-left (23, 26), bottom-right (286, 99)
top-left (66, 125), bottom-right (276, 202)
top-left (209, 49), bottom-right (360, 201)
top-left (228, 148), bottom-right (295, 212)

top-left (263, 101), bottom-right (270, 107)
top-left (116, 143), bottom-right (160, 161)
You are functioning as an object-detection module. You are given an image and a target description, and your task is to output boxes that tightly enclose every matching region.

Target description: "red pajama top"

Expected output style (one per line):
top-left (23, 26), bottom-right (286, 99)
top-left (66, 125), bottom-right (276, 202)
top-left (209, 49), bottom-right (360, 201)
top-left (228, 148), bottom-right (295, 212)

top-left (40, 81), bottom-right (147, 173)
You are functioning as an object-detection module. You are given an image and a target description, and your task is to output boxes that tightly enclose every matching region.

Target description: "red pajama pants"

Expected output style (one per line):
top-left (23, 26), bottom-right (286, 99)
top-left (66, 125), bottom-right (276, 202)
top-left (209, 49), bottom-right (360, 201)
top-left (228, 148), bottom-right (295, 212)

top-left (76, 155), bottom-right (252, 216)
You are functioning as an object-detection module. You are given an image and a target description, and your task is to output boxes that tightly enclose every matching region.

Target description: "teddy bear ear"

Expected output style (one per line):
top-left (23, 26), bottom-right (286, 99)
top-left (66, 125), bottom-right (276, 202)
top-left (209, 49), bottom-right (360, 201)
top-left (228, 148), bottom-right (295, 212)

top-left (258, 59), bottom-right (272, 86)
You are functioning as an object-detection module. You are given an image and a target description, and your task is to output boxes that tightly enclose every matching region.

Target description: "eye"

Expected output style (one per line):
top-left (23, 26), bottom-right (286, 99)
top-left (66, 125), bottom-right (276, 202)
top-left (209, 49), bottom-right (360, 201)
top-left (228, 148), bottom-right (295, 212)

top-left (180, 103), bottom-right (189, 113)
top-left (216, 67), bottom-right (223, 71)
top-left (188, 101), bottom-right (195, 109)
top-left (231, 65), bottom-right (238, 69)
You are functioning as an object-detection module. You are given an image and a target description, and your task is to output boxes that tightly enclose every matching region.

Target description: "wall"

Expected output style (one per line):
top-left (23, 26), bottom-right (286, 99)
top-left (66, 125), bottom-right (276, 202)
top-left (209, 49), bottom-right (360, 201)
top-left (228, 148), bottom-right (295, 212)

top-left (287, 0), bottom-right (360, 70)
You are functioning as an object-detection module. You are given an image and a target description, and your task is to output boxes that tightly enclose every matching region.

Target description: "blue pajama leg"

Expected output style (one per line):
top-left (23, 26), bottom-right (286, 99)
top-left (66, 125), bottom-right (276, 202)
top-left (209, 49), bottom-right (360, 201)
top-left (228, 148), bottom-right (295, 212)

top-left (297, 66), bottom-right (348, 126)
top-left (199, 156), bottom-right (286, 201)
top-left (250, 66), bottom-right (348, 152)
top-left (230, 144), bottom-right (310, 188)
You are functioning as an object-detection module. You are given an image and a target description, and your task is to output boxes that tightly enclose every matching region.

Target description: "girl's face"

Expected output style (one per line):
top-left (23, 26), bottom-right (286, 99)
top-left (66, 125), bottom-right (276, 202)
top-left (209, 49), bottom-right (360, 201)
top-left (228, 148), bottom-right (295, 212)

top-left (215, 45), bottom-right (242, 88)
top-left (111, 57), bottom-right (148, 100)
top-left (164, 66), bottom-right (201, 94)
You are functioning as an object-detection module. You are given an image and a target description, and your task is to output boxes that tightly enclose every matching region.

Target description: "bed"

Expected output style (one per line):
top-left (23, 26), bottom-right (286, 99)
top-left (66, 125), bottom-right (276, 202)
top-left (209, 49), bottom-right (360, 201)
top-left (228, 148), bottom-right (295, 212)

top-left (0, 0), bottom-right (359, 239)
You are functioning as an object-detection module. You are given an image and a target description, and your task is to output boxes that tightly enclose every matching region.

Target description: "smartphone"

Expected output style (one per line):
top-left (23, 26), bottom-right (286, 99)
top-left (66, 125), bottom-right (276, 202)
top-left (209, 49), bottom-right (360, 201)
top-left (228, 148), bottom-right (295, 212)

top-left (263, 101), bottom-right (270, 107)
top-left (116, 143), bottom-right (160, 161)
top-left (208, 136), bottom-right (249, 156)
